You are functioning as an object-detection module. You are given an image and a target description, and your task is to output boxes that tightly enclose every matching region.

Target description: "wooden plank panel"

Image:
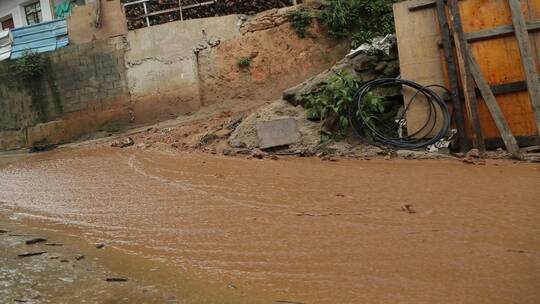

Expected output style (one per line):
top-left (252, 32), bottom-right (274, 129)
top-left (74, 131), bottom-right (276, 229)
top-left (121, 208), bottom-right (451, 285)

top-left (477, 92), bottom-right (537, 138)
top-left (394, 0), bottom-right (540, 146)
top-left (466, 49), bottom-right (520, 154)
top-left (510, 0), bottom-right (540, 137)
top-left (527, 0), bottom-right (540, 74)
top-left (437, 0), bottom-right (467, 151)
top-left (449, 0), bottom-right (485, 150)
top-left (394, 0), bottom-right (447, 138)
top-left (465, 21), bottom-right (540, 42)
top-left (458, 0), bottom-right (539, 140)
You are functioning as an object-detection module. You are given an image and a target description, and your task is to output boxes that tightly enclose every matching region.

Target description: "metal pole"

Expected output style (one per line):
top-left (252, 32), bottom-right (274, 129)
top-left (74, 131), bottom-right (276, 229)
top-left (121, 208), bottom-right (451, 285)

top-left (179, 0), bottom-right (184, 21)
top-left (142, 1), bottom-right (150, 27)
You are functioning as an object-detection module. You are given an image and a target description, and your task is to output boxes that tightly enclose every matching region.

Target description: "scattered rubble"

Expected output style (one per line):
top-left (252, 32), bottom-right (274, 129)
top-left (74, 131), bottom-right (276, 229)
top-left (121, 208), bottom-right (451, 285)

top-left (105, 277), bottom-right (129, 282)
top-left (45, 243), bottom-right (64, 246)
top-left (111, 137), bottom-right (135, 148)
top-left (229, 100), bottom-right (321, 153)
top-left (239, 8), bottom-right (290, 34)
top-left (25, 237), bottom-right (47, 245)
top-left (18, 251), bottom-right (47, 258)
top-left (463, 148), bottom-right (486, 165)
top-left (401, 204), bottom-right (416, 214)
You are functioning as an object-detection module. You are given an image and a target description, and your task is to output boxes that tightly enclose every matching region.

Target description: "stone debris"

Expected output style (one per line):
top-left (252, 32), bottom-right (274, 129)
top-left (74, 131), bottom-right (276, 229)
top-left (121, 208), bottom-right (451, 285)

top-left (110, 137), bottom-right (135, 148)
top-left (250, 149), bottom-right (268, 159)
top-left (105, 277), bottom-right (128, 282)
top-left (466, 149), bottom-right (481, 159)
top-left (18, 251), bottom-right (47, 258)
top-left (401, 204), bottom-right (416, 214)
top-left (229, 100), bottom-right (321, 152)
top-left (25, 237), bottom-right (47, 245)
top-left (239, 8), bottom-right (290, 34)
top-left (75, 254), bottom-right (85, 261)
top-left (95, 243), bottom-right (105, 249)
top-left (463, 148), bottom-right (486, 165)
top-left (522, 145), bottom-right (540, 153)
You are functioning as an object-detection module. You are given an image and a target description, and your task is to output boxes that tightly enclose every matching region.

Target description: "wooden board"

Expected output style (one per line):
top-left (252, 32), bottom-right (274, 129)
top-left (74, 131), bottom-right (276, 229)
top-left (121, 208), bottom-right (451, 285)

top-left (393, 0), bottom-right (448, 138)
top-left (459, 0), bottom-right (539, 140)
top-left (394, 0), bottom-right (540, 146)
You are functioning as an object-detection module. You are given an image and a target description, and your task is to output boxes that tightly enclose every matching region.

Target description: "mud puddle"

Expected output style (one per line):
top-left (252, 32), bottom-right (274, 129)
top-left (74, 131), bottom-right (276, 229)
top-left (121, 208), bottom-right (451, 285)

top-left (1, 146), bottom-right (539, 303)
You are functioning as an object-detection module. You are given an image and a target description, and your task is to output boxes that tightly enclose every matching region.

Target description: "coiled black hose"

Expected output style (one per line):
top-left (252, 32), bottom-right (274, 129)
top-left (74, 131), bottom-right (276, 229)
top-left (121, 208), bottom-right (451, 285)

top-left (348, 78), bottom-right (451, 149)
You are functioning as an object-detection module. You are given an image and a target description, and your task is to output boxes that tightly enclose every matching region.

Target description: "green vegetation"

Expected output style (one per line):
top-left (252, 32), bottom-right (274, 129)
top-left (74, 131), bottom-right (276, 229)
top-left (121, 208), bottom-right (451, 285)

top-left (14, 50), bottom-right (45, 80)
top-left (237, 57), bottom-right (252, 69)
top-left (302, 71), bottom-right (400, 139)
top-left (302, 71), bottom-right (359, 137)
top-left (320, 0), bottom-right (398, 47)
top-left (286, 8), bottom-right (313, 38)
top-left (360, 92), bottom-right (388, 131)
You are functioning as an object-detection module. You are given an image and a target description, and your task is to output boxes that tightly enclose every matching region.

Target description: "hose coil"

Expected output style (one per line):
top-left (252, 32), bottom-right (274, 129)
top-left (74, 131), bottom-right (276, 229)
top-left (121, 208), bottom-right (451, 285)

top-left (348, 78), bottom-right (452, 149)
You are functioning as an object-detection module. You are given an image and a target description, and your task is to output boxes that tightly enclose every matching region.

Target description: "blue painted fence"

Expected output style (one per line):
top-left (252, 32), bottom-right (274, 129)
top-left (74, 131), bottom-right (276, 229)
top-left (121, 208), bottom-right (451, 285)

top-left (10, 19), bottom-right (69, 60)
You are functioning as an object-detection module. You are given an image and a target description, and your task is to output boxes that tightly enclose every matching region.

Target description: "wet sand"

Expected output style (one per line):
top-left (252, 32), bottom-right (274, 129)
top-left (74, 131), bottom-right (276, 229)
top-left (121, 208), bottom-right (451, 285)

top-left (1, 146), bottom-right (539, 303)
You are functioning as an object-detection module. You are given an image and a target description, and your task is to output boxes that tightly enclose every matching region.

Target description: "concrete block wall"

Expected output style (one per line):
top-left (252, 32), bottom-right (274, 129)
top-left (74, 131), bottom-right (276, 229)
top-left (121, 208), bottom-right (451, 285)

top-left (0, 36), bottom-right (131, 150)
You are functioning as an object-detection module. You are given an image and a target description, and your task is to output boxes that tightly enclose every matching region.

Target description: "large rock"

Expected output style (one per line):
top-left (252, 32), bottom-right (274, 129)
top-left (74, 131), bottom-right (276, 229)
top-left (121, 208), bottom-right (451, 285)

top-left (229, 100), bottom-right (321, 151)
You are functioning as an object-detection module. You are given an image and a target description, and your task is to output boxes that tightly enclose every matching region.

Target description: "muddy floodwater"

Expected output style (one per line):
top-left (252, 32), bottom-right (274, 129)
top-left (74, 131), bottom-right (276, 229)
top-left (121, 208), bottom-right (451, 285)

top-left (1, 146), bottom-right (539, 303)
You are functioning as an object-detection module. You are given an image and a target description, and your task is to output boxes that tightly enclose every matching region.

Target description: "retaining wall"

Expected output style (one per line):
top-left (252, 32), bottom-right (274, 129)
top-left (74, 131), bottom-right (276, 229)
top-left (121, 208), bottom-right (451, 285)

top-left (0, 36), bottom-right (131, 150)
top-left (0, 7), bottom-right (348, 150)
top-left (125, 14), bottom-right (241, 124)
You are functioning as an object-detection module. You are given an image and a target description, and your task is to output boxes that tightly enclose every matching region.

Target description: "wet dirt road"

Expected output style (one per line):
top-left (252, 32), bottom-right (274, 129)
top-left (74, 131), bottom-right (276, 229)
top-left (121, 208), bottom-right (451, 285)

top-left (1, 147), bottom-right (539, 303)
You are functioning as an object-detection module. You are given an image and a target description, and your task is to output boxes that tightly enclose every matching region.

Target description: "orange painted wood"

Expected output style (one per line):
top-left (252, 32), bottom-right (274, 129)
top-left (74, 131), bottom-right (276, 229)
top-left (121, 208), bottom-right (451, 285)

top-left (458, 0), bottom-right (539, 140)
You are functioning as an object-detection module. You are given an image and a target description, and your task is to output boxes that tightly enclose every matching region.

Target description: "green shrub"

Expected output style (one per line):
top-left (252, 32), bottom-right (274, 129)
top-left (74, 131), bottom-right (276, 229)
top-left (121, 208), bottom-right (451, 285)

top-left (351, 31), bottom-right (374, 49)
top-left (320, 0), bottom-right (398, 47)
top-left (14, 50), bottom-right (45, 79)
top-left (302, 70), bottom-right (400, 139)
top-left (302, 71), bottom-right (359, 136)
top-left (237, 57), bottom-right (251, 69)
top-left (286, 8), bottom-right (313, 38)
top-left (320, 0), bottom-right (361, 37)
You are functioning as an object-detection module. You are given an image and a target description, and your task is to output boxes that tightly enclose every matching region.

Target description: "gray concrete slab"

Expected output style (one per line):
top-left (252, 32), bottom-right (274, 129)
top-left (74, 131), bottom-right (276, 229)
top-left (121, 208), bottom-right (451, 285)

top-left (256, 118), bottom-right (301, 149)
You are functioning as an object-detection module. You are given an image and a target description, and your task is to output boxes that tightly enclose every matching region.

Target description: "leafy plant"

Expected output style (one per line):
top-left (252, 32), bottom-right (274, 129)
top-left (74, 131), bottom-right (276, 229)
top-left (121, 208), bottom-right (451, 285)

top-left (14, 50), bottom-right (45, 79)
top-left (237, 57), bottom-right (251, 69)
top-left (320, 0), bottom-right (398, 48)
top-left (351, 31), bottom-right (374, 49)
top-left (286, 8), bottom-right (313, 38)
top-left (320, 0), bottom-right (361, 37)
top-left (359, 92), bottom-right (386, 129)
top-left (302, 70), bottom-right (359, 137)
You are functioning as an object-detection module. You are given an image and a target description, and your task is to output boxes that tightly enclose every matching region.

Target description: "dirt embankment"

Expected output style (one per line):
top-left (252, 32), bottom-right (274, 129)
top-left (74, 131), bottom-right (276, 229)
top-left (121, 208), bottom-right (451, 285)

top-left (197, 7), bottom-right (350, 106)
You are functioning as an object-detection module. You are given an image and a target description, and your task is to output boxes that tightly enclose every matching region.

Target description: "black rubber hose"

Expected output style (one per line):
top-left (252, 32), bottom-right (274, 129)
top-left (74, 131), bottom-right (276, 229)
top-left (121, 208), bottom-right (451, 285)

top-left (348, 78), bottom-right (451, 150)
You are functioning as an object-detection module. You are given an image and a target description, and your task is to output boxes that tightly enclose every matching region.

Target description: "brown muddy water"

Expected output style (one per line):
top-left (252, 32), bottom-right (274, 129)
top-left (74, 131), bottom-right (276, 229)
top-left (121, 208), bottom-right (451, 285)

top-left (0, 146), bottom-right (539, 303)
